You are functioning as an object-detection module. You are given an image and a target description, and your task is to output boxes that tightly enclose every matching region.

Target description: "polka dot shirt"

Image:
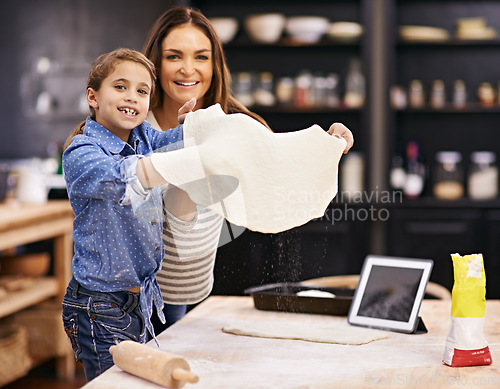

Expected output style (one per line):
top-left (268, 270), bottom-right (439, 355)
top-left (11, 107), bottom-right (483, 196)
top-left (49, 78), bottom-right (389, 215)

top-left (63, 117), bottom-right (183, 338)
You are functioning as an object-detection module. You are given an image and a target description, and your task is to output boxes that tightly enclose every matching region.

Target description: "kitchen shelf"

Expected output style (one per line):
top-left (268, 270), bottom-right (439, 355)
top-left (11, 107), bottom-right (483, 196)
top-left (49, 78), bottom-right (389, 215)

top-left (387, 196), bottom-right (500, 209)
top-left (397, 39), bottom-right (500, 47)
top-left (225, 37), bottom-right (362, 48)
top-left (0, 200), bottom-right (75, 380)
top-left (395, 104), bottom-right (500, 113)
top-left (252, 105), bottom-right (362, 114)
top-left (0, 277), bottom-right (58, 318)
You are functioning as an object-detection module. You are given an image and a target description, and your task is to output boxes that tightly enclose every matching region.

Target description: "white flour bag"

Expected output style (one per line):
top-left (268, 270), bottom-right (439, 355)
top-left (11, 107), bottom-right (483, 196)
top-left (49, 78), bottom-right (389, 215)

top-left (443, 253), bottom-right (492, 367)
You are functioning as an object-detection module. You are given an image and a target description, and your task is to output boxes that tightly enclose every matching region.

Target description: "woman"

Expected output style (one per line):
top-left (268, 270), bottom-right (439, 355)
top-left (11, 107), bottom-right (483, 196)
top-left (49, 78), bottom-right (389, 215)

top-left (143, 6), bottom-right (354, 335)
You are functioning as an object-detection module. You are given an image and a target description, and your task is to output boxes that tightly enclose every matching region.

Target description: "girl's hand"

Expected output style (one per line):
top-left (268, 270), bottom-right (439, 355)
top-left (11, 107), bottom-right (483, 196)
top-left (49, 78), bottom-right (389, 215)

top-left (327, 122), bottom-right (354, 154)
top-left (178, 97), bottom-right (197, 124)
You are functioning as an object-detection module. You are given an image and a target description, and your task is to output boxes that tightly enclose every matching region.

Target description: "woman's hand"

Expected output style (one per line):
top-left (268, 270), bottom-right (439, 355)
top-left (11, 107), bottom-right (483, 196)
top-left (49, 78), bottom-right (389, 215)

top-left (327, 122), bottom-right (354, 154)
top-left (178, 97), bottom-right (197, 124)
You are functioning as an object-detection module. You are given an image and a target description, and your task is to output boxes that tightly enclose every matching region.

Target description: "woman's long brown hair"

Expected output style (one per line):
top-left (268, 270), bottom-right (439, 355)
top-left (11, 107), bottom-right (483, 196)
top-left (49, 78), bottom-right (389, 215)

top-left (63, 48), bottom-right (157, 149)
top-left (143, 6), bottom-right (269, 129)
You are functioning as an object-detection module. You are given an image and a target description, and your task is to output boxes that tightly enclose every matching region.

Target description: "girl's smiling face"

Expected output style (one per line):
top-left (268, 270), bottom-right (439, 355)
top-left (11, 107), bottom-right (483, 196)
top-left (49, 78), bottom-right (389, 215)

top-left (87, 60), bottom-right (152, 141)
top-left (159, 24), bottom-right (213, 110)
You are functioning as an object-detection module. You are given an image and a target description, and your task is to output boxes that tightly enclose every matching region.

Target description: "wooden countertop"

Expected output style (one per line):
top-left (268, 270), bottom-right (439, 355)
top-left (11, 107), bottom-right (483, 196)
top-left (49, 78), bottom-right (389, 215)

top-left (84, 296), bottom-right (500, 388)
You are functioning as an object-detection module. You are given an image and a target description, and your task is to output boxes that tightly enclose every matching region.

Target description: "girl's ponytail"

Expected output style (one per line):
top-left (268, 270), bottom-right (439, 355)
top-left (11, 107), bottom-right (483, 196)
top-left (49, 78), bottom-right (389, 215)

top-left (63, 120), bottom-right (85, 150)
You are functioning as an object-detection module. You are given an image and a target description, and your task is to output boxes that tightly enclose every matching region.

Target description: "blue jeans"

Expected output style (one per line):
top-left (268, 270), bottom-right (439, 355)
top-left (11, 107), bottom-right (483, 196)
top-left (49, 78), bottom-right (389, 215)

top-left (149, 302), bottom-right (187, 340)
top-left (62, 277), bottom-right (146, 382)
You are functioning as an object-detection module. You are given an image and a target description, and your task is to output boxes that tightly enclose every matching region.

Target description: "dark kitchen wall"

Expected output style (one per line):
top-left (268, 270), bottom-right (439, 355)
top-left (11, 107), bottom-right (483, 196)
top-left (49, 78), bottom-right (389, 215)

top-left (0, 0), bottom-right (183, 159)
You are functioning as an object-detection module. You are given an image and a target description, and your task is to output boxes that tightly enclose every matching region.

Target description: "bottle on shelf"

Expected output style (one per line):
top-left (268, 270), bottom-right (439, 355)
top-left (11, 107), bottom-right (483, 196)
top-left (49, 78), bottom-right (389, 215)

top-left (408, 80), bottom-right (425, 109)
top-left (478, 82), bottom-right (495, 107)
top-left (253, 72), bottom-right (275, 107)
top-left (453, 79), bottom-right (467, 109)
top-left (325, 73), bottom-right (340, 108)
top-left (340, 152), bottom-right (364, 202)
top-left (389, 154), bottom-right (406, 192)
top-left (430, 79), bottom-right (446, 109)
top-left (275, 77), bottom-right (294, 106)
top-left (344, 57), bottom-right (365, 109)
top-left (294, 70), bottom-right (314, 108)
top-left (403, 141), bottom-right (425, 198)
top-left (390, 85), bottom-right (407, 110)
top-left (234, 71), bottom-right (254, 107)
top-left (312, 72), bottom-right (327, 108)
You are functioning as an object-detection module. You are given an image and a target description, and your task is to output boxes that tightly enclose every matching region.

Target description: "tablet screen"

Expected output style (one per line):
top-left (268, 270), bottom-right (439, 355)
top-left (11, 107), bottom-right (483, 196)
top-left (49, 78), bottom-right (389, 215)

top-left (357, 265), bottom-right (424, 322)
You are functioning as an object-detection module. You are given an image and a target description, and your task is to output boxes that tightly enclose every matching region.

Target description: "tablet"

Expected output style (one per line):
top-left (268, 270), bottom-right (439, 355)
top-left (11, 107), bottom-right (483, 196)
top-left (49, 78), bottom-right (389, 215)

top-left (347, 255), bottom-right (433, 333)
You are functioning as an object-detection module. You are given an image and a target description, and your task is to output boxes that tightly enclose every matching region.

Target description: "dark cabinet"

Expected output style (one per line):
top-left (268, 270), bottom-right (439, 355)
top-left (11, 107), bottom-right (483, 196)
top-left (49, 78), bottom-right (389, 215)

top-left (484, 210), bottom-right (500, 298)
top-left (386, 206), bottom-right (482, 293)
top-left (388, 0), bottom-right (500, 199)
top-left (384, 0), bottom-right (500, 297)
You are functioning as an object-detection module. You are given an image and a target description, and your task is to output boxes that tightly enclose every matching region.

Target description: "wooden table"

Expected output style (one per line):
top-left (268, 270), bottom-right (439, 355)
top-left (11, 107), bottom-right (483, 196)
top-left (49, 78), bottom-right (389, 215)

top-left (0, 200), bottom-right (75, 379)
top-left (84, 296), bottom-right (500, 388)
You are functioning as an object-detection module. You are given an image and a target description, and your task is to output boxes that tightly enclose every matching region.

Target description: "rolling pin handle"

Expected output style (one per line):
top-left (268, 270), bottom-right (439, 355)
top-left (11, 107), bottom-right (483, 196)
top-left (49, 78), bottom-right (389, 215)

top-left (172, 367), bottom-right (199, 384)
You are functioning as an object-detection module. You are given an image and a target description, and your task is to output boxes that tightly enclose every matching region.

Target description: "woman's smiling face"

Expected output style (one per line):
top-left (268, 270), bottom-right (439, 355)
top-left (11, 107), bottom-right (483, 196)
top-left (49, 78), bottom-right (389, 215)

top-left (159, 24), bottom-right (213, 110)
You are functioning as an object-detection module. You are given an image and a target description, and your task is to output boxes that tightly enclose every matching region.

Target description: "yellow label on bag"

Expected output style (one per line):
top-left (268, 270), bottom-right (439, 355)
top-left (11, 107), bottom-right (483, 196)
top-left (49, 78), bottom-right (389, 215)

top-left (450, 253), bottom-right (486, 318)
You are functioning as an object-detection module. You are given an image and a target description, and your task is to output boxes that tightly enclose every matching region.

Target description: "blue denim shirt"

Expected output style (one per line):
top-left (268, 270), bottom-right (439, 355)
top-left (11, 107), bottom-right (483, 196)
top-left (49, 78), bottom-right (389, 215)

top-left (63, 117), bottom-right (183, 339)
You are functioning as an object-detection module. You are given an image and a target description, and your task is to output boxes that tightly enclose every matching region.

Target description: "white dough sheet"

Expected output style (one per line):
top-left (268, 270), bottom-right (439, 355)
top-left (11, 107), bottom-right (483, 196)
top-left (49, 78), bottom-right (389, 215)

top-left (150, 104), bottom-right (347, 233)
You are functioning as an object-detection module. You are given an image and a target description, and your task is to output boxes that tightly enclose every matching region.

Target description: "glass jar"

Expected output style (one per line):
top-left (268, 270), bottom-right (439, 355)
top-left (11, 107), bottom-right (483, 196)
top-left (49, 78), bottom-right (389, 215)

top-left (275, 77), bottom-right (294, 106)
top-left (253, 72), bottom-right (275, 107)
top-left (408, 79), bottom-right (425, 108)
top-left (430, 79), bottom-right (446, 109)
top-left (324, 73), bottom-right (340, 108)
top-left (453, 79), bottom-right (467, 109)
top-left (468, 151), bottom-right (498, 200)
top-left (433, 151), bottom-right (464, 200)
top-left (294, 70), bottom-right (314, 108)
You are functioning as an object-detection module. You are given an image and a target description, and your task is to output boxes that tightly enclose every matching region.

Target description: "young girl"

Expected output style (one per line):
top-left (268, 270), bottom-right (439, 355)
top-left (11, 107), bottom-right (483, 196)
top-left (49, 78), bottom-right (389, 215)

top-left (61, 48), bottom-right (195, 382)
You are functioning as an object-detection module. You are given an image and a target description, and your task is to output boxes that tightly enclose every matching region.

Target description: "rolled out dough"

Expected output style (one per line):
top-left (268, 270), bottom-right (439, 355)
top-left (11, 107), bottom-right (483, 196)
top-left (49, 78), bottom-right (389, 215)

top-left (222, 321), bottom-right (389, 345)
top-left (150, 104), bottom-right (346, 234)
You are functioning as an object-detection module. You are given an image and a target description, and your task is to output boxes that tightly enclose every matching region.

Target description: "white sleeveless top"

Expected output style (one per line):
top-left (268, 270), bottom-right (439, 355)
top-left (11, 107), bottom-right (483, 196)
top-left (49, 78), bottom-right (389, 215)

top-left (146, 111), bottom-right (223, 305)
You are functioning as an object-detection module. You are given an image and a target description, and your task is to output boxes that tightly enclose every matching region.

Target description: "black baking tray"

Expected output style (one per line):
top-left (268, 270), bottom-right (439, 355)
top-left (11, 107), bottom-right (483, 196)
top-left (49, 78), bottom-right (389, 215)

top-left (244, 282), bottom-right (354, 316)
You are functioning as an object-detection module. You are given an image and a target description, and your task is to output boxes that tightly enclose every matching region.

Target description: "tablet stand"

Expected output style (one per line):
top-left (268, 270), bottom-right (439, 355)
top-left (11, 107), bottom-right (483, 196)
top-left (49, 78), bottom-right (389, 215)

top-left (412, 316), bottom-right (428, 334)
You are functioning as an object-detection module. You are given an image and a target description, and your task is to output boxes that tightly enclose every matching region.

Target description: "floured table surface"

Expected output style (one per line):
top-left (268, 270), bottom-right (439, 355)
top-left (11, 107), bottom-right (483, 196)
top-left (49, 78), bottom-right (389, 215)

top-left (84, 297), bottom-right (500, 389)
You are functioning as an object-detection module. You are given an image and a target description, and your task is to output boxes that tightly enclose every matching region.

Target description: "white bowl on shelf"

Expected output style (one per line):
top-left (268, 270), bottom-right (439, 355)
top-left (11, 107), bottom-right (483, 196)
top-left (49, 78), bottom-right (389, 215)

top-left (209, 17), bottom-right (239, 44)
top-left (285, 16), bottom-right (330, 44)
top-left (245, 13), bottom-right (286, 44)
top-left (328, 21), bottom-right (363, 42)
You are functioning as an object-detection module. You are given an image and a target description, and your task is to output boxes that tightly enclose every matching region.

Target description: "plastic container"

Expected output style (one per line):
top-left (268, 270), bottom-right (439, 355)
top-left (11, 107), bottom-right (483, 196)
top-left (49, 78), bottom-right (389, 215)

top-left (433, 151), bottom-right (464, 200)
top-left (340, 152), bottom-right (364, 201)
top-left (468, 151), bottom-right (498, 200)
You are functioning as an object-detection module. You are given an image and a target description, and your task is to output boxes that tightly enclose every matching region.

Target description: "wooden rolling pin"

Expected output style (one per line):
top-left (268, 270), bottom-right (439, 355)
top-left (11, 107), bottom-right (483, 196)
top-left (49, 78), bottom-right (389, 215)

top-left (109, 340), bottom-right (199, 388)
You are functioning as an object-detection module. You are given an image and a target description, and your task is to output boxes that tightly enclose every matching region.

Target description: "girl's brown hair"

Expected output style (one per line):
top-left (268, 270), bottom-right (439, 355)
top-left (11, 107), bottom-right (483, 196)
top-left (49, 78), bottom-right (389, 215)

top-left (64, 48), bottom-right (157, 149)
top-left (143, 6), bottom-right (269, 129)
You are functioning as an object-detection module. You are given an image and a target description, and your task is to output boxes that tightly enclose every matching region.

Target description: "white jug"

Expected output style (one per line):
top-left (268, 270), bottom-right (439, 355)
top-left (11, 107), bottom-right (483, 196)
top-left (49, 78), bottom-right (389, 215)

top-left (16, 169), bottom-right (48, 205)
